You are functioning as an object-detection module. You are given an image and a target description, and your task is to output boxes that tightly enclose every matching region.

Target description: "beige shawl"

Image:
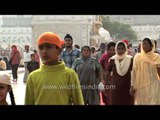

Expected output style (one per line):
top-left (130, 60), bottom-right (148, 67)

top-left (132, 40), bottom-right (160, 89)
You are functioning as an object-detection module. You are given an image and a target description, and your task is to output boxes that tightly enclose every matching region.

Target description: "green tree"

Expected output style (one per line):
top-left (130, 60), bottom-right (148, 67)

top-left (102, 16), bottom-right (137, 42)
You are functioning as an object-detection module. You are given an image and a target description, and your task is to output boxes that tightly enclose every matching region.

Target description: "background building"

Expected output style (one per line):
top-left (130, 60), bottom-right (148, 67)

top-left (109, 15), bottom-right (160, 25)
top-left (0, 15), bottom-right (103, 55)
top-left (31, 15), bottom-right (101, 49)
top-left (0, 15), bottom-right (32, 50)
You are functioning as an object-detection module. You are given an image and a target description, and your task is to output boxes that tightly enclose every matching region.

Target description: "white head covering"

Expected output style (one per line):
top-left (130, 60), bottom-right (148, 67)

top-left (0, 74), bottom-right (11, 85)
top-left (111, 41), bottom-right (132, 76)
top-left (111, 41), bottom-right (128, 60)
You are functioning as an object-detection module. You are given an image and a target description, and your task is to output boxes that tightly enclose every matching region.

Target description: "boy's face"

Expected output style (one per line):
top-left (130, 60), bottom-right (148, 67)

top-left (38, 43), bottom-right (61, 65)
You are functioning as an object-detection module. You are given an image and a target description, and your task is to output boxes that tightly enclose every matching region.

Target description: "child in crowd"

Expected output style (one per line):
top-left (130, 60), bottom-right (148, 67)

top-left (25, 32), bottom-right (84, 105)
top-left (27, 53), bottom-right (39, 74)
top-left (0, 74), bottom-right (15, 105)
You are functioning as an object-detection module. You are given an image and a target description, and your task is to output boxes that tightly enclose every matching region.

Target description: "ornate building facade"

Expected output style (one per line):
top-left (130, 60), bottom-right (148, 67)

top-left (0, 15), bottom-right (102, 52)
top-left (31, 15), bottom-right (102, 49)
top-left (0, 15), bottom-right (32, 50)
top-left (0, 15), bottom-right (32, 57)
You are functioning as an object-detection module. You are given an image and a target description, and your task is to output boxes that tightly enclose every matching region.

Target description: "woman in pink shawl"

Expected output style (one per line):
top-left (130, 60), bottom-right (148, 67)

top-left (9, 45), bottom-right (21, 82)
top-left (99, 42), bottom-right (116, 105)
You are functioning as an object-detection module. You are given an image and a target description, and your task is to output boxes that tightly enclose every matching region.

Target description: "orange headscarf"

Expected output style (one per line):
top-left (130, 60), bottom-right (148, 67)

top-left (38, 32), bottom-right (62, 48)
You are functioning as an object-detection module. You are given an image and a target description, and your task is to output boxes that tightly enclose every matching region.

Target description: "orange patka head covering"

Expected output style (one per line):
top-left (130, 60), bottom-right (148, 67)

top-left (38, 32), bottom-right (62, 48)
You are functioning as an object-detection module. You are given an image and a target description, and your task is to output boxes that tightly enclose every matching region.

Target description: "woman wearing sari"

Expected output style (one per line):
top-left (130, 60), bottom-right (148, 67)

top-left (130, 38), bottom-right (160, 105)
top-left (106, 41), bottom-right (133, 105)
top-left (72, 45), bottom-right (103, 105)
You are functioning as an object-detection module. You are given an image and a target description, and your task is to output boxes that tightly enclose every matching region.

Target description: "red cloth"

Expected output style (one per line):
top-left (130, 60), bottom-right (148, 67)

top-left (99, 51), bottom-right (113, 71)
top-left (10, 51), bottom-right (21, 65)
top-left (121, 40), bottom-right (129, 46)
top-left (10, 45), bottom-right (21, 65)
top-left (99, 51), bottom-right (114, 105)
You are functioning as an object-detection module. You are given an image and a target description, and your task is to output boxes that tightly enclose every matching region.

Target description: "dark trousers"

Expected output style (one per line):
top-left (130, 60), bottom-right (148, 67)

top-left (11, 64), bottom-right (19, 79)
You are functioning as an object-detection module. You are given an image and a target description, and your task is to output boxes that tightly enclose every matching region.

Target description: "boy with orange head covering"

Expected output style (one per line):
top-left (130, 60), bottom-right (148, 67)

top-left (25, 32), bottom-right (84, 105)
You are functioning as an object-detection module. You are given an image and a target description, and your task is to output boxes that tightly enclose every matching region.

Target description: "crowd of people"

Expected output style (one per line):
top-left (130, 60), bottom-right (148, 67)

top-left (1, 31), bottom-right (160, 105)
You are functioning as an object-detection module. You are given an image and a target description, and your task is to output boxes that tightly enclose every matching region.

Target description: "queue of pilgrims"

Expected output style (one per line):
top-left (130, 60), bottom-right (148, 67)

top-left (1, 32), bottom-right (160, 105)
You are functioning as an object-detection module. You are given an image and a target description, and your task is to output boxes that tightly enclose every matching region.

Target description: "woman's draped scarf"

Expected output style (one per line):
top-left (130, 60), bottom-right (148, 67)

top-left (110, 41), bottom-right (132, 76)
top-left (133, 40), bottom-right (160, 89)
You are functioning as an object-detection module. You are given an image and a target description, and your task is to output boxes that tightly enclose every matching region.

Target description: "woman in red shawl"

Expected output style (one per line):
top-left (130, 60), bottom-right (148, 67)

top-left (99, 42), bottom-right (116, 105)
top-left (9, 45), bottom-right (21, 82)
